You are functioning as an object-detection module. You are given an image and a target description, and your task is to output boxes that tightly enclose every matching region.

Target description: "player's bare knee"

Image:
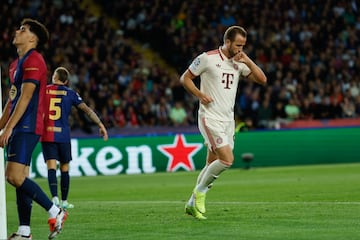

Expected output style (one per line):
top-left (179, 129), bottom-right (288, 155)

top-left (60, 163), bottom-right (69, 172)
top-left (7, 177), bottom-right (18, 187)
top-left (220, 159), bottom-right (233, 167)
top-left (5, 173), bottom-right (24, 187)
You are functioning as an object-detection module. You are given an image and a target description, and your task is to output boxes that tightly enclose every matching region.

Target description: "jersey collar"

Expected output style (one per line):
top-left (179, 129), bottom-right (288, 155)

top-left (219, 47), bottom-right (231, 61)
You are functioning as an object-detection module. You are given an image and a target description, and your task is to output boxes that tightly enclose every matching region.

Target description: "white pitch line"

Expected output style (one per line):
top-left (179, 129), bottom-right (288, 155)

top-left (81, 200), bottom-right (360, 205)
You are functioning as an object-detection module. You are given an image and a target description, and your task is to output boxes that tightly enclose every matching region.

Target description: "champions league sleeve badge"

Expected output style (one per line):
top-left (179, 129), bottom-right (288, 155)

top-left (194, 57), bottom-right (201, 67)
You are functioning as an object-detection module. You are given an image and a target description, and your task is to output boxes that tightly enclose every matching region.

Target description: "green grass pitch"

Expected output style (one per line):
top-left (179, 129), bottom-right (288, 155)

top-left (5, 163), bottom-right (360, 239)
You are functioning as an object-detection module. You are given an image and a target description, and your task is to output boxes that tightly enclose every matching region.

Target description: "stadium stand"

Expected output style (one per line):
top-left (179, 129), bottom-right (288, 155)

top-left (1, 0), bottom-right (359, 135)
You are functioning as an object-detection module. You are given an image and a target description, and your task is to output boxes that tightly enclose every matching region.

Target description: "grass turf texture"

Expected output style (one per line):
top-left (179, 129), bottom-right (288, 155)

top-left (6, 163), bottom-right (360, 240)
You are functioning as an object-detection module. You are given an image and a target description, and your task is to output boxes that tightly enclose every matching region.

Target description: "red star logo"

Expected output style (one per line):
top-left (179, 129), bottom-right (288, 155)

top-left (157, 134), bottom-right (203, 172)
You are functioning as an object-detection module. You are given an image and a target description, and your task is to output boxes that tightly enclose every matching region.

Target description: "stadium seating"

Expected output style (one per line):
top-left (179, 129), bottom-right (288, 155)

top-left (1, 0), bottom-right (359, 134)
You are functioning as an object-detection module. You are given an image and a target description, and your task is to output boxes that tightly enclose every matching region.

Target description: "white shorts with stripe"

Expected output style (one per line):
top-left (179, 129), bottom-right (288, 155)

top-left (198, 116), bottom-right (235, 152)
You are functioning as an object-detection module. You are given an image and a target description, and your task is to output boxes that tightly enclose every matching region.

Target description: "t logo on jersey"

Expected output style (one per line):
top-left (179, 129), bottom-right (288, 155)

top-left (222, 73), bottom-right (234, 89)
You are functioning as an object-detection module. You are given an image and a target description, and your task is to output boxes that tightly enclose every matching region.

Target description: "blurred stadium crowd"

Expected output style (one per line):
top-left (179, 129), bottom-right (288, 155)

top-left (0, 0), bottom-right (359, 133)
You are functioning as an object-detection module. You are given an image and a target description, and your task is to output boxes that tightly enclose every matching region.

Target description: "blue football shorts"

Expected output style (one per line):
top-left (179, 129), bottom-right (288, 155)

top-left (6, 132), bottom-right (40, 166)
top-left (41, 142), bottom-right (72, 163)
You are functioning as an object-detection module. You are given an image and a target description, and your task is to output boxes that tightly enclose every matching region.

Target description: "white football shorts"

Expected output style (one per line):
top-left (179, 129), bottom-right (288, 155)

top-left (198, 116), bottom-right (235, 152)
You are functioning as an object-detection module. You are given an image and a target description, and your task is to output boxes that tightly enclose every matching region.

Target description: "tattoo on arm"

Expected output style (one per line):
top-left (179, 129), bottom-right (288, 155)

top-left (87, 110), bottom-right (101, 125)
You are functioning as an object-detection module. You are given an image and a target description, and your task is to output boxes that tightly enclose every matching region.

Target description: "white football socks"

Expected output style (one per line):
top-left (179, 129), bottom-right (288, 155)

top-left (196, 165), bottom-right (208, 185)
top-left (48, 204), bottom-right (60, 218)
top-left (188, 165), bottom-right (208, 205)
top-left (195, 160), bottom-right (230, 193)
top-left (187, 160), bottom-right (231, 206)
top-left (17, 225), bottom-right (31, 236)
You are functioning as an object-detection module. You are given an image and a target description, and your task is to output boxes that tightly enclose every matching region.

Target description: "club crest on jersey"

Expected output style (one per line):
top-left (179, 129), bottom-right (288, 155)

top-left (9, 85), bottom-right (17, 100)
top-left (233, 64), bottom-right (238, 70)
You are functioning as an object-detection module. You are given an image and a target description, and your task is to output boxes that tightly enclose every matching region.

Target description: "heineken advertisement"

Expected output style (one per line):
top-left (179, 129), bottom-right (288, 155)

top-left (29, 127), bottom-right (360, 178)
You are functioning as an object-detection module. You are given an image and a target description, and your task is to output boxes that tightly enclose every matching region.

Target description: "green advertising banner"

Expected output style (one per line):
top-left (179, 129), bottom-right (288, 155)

top-left (29, 127), bottom-right (360, 178)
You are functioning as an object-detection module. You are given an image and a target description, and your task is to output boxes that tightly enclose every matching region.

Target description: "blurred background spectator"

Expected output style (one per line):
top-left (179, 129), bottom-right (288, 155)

top-left (0, 0), bottom-right (359, 135)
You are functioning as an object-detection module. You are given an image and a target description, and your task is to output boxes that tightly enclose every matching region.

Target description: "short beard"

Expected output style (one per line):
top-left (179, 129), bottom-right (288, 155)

top-left (229, 51), bottom-right (237, 58)
top-left (228, 49), bottom-right (237, 58)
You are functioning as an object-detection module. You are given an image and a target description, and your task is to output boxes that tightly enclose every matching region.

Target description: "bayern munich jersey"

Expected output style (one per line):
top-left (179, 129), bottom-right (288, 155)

top-left (188, 48), bottom-right (251, 121)
top-left (41, 84), bottom-right (83, 143)
top-left (8, 49), bottom-right (47, 135)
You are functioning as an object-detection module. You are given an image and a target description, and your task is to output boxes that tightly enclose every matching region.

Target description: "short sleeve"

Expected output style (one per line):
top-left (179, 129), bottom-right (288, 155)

top-left (240, 64), bottom-right (251, 78)
top-left (22, 54), bottom-right (43, 84)
top-left (188, 52), bottom-right (208, 76)
top-left (72, 90), bottom-right (83, 106)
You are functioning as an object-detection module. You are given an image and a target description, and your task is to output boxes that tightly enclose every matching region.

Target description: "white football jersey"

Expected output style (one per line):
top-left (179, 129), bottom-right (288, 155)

top-left (189, 48), bottom-right (251, 121)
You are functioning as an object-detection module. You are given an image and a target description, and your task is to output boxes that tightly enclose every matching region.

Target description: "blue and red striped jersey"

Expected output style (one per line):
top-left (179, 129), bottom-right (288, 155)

top-left (41, 84), bottom-right (83, 142)
top-left (8, 49), bottom-right (47, 135)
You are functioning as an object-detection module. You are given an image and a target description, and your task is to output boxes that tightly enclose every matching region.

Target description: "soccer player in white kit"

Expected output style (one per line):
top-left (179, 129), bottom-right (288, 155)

top-left (180, 26), bottom-right (267, 220)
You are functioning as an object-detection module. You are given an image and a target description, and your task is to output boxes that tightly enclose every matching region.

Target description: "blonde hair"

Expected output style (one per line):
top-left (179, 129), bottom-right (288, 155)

top-left (55, 67), bottom-right (70, 83)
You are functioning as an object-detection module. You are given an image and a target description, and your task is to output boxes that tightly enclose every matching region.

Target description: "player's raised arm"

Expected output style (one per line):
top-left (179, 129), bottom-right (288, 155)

top-left (235, 51), bottom-right (267, 85)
